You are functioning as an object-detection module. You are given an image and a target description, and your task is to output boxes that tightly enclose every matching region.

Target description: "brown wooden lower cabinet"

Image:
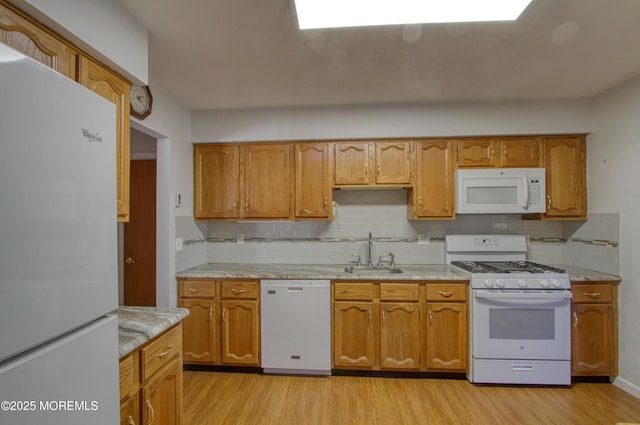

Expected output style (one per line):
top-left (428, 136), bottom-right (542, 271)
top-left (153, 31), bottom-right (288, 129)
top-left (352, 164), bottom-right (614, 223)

top-left (119, 324), bottom-right (183, 425)
top-left (332, 280), bottom-right (468, 372)
top-left (178, 278), bottom-right (261, 367)
top-left (571, 281), bottom-right (618, 377)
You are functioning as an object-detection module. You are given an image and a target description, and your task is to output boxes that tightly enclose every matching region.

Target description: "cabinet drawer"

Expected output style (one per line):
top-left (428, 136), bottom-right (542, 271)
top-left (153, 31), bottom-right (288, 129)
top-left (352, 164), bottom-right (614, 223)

top-left (119, 352), bottom-right (137, 400)
top-left (426, 283), bottom-right (467, 301)
top-left (141, 325), bottom-right (182, 382)
top-left (571, 283), bottom-right (613, 303)
top-left (180, 280), bottom-right (215, 298)
top-left (334, 282), bottom-right (374, 300)
top-left (221, 281), bottom-right (259, 299)
top-left (380, 283), bottom-right (419, 301)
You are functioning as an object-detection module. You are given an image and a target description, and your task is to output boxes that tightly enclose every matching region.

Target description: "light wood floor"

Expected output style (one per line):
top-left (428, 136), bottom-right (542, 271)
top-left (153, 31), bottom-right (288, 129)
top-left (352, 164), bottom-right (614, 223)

top-left (183, 371), bottom-right (640, 425)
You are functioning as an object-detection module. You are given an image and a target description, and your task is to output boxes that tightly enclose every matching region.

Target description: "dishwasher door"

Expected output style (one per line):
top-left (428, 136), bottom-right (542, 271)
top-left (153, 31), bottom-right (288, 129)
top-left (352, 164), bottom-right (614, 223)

top-left (260, 280), bottom-right (331, 375)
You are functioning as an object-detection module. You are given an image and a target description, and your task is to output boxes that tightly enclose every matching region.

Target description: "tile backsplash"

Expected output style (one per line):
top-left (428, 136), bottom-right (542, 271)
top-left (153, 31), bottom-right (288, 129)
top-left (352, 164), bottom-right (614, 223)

top-left (175, 190), bottom-right (619, 275)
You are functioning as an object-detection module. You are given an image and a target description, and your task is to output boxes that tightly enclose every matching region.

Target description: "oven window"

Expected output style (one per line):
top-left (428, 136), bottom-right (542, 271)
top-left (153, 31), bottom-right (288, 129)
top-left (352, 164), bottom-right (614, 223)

top-left (489, 309), bottom-right (555, 340)
top-left (467, 186), bottom-right (517, 204)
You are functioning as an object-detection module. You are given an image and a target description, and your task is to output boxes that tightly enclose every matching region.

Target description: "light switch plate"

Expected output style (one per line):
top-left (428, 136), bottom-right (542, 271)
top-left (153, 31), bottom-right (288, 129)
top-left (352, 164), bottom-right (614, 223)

top-left (175, 237), bottom-right (184, 251)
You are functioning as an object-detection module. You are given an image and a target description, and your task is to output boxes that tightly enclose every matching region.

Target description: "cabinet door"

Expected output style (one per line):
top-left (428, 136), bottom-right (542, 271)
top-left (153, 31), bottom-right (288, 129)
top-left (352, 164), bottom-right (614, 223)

top-left (334, 142), bottom-right (371, 186)
top-left (571, 303), bottom-right (615, 375)
top-left (500, 138), bottom-right (541, 167)
top-left (179, 298), bottom-right (217, 364)
top-left (411, 139), bottom-right (455, 219)
top-left (457, 139), bottom-right (496, 167)
top-left (379, 302), bottom-right (420, 370)
top-left (141, 356), bottom-right (182, 425)
top-left (194, 144), bottom-right (240, 219)
top-left (220, 300), bottom-right (260, 366)
top-left (0, 2), bottom-right (78, 79)
top-left (544, 136), bottom-right (586, 218)
top-left (77, 55), bottom-right (131, 222)
top-left (426, 302), bottom-right (467, 371)
top-left (375, 141), bottom-right (411, 185)
top-left (294, 143), bottom-right (331, 219)
top-left (333, 301), bottom-right (376, 368)
top-left (243, 144), bottom-right (292, 218)
top-left (120, 392), bottom-right (139, 425)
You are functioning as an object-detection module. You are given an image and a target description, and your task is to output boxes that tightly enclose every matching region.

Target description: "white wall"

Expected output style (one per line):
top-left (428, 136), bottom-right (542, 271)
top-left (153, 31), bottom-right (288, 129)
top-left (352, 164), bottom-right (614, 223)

top-left (192, 99), bottom-right (591, 142)
top-left (590, 74), bottom-right (640, 396)
top-left (9, 0), bottom-right (148, 84)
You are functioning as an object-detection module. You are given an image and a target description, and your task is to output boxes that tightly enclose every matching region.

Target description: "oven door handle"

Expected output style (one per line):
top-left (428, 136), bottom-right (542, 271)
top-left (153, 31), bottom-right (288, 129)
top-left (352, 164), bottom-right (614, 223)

top-left (474, 291), bottom-right (572, 300)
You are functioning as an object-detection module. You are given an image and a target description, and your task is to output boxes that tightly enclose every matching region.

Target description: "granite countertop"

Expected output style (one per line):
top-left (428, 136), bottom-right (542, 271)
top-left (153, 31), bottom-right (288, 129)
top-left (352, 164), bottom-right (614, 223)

top-left (176, 263), bottom-right (470, 281)
top-left (111, 306), bottom-right (190, 358)
top-left (176, 263), bottom-right (621, 282)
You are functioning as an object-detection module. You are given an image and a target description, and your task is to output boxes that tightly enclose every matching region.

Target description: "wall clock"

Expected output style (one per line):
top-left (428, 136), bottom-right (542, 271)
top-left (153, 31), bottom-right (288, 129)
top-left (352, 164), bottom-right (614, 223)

top-left (130, 85), bottom-right (153, 120)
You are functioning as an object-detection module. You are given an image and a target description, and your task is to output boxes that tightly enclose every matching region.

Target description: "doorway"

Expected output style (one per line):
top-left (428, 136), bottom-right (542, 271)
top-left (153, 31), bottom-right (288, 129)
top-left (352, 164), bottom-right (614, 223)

top-left (123, 129), bottom-right (157, 306)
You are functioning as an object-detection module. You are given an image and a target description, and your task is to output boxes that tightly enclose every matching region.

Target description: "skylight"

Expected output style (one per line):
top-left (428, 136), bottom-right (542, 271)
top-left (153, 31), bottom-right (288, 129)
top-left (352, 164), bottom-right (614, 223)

top-left (293, 0), bottom-right (534, 30)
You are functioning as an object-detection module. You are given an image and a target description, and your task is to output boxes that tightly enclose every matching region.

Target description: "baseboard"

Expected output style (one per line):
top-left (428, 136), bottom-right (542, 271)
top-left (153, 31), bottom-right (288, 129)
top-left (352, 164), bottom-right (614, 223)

top-left (613, 376), bottom-right (640, 399)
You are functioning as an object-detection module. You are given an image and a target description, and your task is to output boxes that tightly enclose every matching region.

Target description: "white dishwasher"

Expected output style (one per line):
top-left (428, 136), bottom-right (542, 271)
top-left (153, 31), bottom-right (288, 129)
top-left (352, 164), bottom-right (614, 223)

top-left (260, 280), bottom-right (331, 375)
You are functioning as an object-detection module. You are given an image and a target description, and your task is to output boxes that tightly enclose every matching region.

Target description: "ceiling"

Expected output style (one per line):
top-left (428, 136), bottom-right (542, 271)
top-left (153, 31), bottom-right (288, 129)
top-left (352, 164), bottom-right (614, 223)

top-left (117, 0), bottom-right (640, 110)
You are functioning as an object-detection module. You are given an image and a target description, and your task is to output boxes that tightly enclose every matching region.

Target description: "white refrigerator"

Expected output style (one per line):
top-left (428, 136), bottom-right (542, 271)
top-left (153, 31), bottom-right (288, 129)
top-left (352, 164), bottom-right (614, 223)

top-left (0, 43), bottom-right (120, 424)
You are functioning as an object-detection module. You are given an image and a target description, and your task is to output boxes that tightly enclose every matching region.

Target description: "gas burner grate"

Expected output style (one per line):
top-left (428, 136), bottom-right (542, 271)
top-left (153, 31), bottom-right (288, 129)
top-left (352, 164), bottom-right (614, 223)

top-left (451, 260), bottom-right (566, 274)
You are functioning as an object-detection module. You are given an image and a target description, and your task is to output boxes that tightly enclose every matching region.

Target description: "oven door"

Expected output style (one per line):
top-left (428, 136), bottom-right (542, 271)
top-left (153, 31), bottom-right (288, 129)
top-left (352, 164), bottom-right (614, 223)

top-left (472, 289), bottom-right (572, 360)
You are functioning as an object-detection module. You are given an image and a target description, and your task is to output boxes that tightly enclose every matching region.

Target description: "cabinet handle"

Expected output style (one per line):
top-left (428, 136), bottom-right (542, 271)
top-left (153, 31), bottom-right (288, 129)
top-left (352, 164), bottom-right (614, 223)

top-left (437, 291), bottom-right (454, 298)
top-left (209, 307), bottom-right (213, 323)
top-left (381, 310), bottom-right (385, 325)
top-left (128, 415), bottom-right (136, 425)
top-left (245, 198), bottom-right (249, 211)
top-left (428, 310), bottom-right (433, 325)
top-left (582, 292), bottom-right (601, 299)
top-left (124, 257), bottom-right (136, 264)
top-left (377, 163), bottom-right (381, 176)
top-left (233, 198), bottom-right (238, 211)
top-left (503, 146), bottom-right (507, 160)
top-left (324, 197), bottom-right (328, 209)
top-left (490, 146), bottom-right (495, 159)
top-left (188, 287), bottom-right (205, 293)
top-left (368, 309), bottom-right (372, 326)
top-left (146, 400), bottom-right (155, 425)
top-left (364, 163), bottom-right (369, 178)
top-left (222, 307), bottom-right (226, 322)
top-left (573, 312), bottom-right (578, 329)
top-left (231, 288), bottom-right (247, 295)
top-left (547, 195), bottom-right (552, 209)
top-left (157, 345), bottom-right (174, 359)
top-left (418, 196), bottom-right (423, 212)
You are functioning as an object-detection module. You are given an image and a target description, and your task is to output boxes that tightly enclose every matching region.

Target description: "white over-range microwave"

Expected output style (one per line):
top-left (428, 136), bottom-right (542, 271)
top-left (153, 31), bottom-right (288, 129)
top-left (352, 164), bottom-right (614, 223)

top-left (455, 168), bottom-right (546, 214)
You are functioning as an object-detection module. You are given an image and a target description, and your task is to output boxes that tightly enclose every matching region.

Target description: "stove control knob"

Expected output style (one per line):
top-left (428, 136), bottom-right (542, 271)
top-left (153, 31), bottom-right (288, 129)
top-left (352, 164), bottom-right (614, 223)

top-left (551, 279), bottom-right (563, 288)
top-left (540, 279), bottom-right (550, 288)
top-left (517, 279), bottom-right (528, 288)
top-left (483, 279), bottom-right (495, 288)
top-left (496, 280), bottom-right (506, 288)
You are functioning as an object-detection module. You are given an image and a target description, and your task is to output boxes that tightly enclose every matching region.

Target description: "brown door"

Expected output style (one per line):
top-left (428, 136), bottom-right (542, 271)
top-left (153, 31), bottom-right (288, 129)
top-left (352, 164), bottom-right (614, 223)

top-left (123, 159), bottom-right (156, 306)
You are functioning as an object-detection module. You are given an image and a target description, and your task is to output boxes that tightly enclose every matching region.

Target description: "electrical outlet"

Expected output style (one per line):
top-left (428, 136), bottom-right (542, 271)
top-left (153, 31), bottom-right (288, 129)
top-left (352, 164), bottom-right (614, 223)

top-left (237, 233), bottom-right (244, 244)
top-left (418, 234), bottom-right (430, 245)
top-left (175, 237), bottom-right (184, 251)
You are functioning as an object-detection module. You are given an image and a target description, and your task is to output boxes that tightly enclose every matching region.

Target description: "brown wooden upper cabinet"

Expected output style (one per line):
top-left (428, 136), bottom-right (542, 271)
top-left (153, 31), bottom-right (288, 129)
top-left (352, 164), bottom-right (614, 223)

top-left (408, 139), bottom-right (455, 220)
top-left (294, 142), bottom-right (332, 220)
top-left (78, 55), bottom-right (131, 222)
top-left (333, 141), bottom-right (411, 188)
top-left (194, 143), bottom-right (292, 220)
top-left (541, 135), bottom-right (586, 219)
top-left (0, 1), bottom-right (78, 80)
top-left (457, 137), bottom-right (542, 168)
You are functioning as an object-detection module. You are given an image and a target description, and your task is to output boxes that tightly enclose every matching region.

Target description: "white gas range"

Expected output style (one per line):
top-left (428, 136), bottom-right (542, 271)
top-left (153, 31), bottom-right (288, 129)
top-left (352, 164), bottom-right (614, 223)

top-left (445, 234), bottom-right (572, 386)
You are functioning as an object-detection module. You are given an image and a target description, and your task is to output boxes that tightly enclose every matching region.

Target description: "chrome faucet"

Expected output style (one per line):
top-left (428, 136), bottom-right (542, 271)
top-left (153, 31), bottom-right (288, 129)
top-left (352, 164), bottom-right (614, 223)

top-left (367, 232), bottom-right (373, 267)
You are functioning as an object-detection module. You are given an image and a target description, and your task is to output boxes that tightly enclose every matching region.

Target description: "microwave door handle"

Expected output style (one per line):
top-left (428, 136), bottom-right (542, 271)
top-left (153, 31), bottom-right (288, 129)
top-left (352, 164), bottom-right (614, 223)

top-left (522, 177), bottom-right (529, 209)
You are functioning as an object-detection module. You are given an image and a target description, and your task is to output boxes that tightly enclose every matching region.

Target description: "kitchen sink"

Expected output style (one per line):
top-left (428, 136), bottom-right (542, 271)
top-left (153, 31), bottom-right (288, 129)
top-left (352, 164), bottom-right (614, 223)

top-left (343, 266), bottom-right (404, 274)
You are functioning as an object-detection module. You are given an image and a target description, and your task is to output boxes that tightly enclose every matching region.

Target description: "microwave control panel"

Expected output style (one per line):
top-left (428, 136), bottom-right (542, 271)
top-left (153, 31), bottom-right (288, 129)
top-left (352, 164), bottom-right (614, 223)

top-left (528, 178), bottom-right (543, 205)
